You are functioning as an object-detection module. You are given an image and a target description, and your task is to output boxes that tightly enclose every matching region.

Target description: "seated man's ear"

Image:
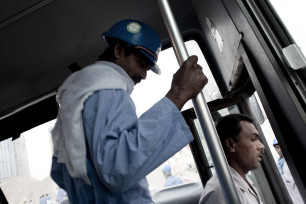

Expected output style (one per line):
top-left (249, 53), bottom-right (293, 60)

top-left (224, 138), bottom-right (236, 153)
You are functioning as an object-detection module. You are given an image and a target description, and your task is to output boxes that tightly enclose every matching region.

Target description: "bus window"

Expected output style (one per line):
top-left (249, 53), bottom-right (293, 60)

top-left (0, 120), bottom-right (68, 204)
top-left (252, 92), bottom-right (304, 203)
top-left (267, 0), bottom-right (306, 56)
top-left (131, 40), bottom-right (220, 116)
top-left (131, 40), bottom-right (220, 202)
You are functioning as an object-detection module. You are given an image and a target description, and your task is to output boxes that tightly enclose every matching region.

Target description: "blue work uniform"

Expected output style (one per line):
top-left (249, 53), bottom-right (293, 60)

top-left (51, 88), bottom-right (193, 203)
top-left (164, 175), bottom-right (184, 187)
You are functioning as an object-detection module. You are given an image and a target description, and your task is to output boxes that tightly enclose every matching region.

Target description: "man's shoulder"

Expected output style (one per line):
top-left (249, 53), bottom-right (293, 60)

top-left (84, 89), bottom-right (133, 114)
top-left (199, 174), bottom-right (226, 204)
top-left (205, 174), bottom-right (223, 191)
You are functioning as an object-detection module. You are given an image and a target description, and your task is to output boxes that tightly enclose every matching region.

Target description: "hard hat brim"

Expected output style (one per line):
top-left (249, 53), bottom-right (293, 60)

top-left (139, 50), bottom-right (161, 74)
top-left (151, 64), bottom-right (161, 75)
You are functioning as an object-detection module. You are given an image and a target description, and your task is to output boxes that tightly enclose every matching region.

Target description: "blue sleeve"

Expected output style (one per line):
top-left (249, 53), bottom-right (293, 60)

top-left (82, 89), bottom-right (193, 193)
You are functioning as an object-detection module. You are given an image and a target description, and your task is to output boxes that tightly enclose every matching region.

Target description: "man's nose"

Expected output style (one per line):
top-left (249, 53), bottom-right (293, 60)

top-left (259, 141), bottom-right (265, 151)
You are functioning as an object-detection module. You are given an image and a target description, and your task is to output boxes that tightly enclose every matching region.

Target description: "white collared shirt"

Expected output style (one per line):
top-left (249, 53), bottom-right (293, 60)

top-left (198, 167), bottom-right (263, 204)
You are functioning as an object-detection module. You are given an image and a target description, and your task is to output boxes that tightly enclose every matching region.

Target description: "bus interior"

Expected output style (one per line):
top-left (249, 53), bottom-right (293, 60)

top-left (0, 0), bottom-right (305, 203)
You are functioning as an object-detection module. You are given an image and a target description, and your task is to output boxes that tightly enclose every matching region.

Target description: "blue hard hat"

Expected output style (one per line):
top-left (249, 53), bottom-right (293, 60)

top-left (103, 19), bottom-right (162, 74)
top-left (162, 164), bottom-right (172, 173)
top-left (273, 138), bottom-right (278, 146)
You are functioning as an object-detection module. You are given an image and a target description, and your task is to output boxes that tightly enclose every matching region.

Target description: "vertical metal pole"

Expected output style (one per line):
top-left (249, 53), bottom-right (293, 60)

top-left (157, 0), bottom-right (241, 203)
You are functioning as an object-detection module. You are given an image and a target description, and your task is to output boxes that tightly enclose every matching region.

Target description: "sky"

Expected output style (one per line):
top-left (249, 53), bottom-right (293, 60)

top-left (269, 0), bottom-right (306, 55)
top-left (21, 0), bottom-right (306, 181)
top-left (22, 121), bottom-right (55, 180)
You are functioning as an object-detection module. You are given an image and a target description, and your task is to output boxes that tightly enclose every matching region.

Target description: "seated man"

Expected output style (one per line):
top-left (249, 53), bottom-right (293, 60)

top-left (199, 114), bottom-right (265, 204)
top-left (273, 138), bottom-right (304, 204)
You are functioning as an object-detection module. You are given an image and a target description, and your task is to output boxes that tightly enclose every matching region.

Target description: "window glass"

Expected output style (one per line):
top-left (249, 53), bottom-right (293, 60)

top-left (131, 40), bottom-right (221, 116)
top-left (131, 40), bottom-right (221, 194)
top-left (268, 0), bottom-right (306, 56)
top-left (0, 120), bottom-right (67, 204)
top-left (252, 92), bottom-right (304, 203)
top-left (147, 145), bottom-right (200, 191)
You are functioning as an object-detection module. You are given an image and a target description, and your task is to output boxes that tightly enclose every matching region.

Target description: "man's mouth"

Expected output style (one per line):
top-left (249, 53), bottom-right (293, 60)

top-left (257, 153), bottom-right (264, 161)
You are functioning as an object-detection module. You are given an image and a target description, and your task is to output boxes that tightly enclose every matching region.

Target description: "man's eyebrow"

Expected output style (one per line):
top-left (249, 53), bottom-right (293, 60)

top-left (251, 133), bottom-right (260, 138)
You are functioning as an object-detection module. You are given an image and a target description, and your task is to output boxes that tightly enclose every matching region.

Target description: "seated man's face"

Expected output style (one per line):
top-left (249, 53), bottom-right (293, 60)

top-left (233, 121), bottom-right (265, 174)
top-left (274, 144), bottom-right (283, 157)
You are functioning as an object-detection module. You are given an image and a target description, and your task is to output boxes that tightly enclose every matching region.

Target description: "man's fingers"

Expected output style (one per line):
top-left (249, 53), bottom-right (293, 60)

top-left (188, 55), bottom-right (198, 63)
top-left (183, 55), bottom-right (198, 68)
top-left (195, 64), bottom-right (203, 71)
top-left (204, 76), bottom-right (209, 86)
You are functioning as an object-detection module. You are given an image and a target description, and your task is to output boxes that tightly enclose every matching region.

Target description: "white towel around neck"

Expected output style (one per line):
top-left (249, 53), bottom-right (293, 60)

top-left (52, 61), bottom-right (134, 184)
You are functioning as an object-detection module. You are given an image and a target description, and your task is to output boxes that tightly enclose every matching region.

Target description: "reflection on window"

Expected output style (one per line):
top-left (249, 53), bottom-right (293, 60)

top-left (249, 93), bottom-right (265, 124)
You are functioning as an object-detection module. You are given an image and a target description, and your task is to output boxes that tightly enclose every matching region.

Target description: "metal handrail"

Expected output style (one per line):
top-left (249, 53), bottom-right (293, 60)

top-left (157, 0), bottom-right (241, 203)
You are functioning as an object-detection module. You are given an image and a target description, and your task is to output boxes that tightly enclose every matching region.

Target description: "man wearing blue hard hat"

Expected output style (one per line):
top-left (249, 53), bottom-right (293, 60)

top-left (273, 138), bottom-right (304, 204)
top-left (162, 164), bottom-right (184, 187)
top-left (50, 19), bottom-right (208, 203)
